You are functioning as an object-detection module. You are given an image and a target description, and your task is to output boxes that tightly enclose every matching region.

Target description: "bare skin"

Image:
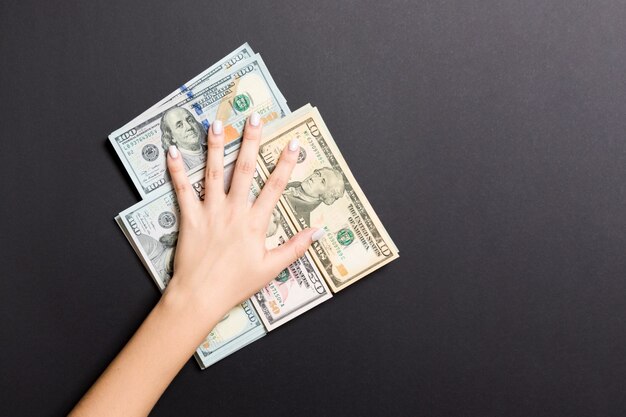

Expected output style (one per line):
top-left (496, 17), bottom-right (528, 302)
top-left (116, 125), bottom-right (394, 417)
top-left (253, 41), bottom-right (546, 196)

top-left (70, 114), bottom-right (317, 417)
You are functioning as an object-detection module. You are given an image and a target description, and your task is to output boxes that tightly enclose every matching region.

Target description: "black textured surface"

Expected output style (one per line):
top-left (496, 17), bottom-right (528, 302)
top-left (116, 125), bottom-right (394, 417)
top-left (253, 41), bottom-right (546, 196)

top-left (2, 1), bottom-right (626, 416)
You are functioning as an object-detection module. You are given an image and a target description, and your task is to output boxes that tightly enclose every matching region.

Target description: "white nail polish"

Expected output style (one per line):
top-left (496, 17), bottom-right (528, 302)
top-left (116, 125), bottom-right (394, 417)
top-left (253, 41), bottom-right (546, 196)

top-left (168, 145), bottom-right (179, 159)
top-left (212, 120), bottom-right (223, 135)
top-left (288, 138), bottom-right (299, 152)
top-left (250, 112), bottom-right (261, 127)
top-left (311, 228), bottom-right (326, 242)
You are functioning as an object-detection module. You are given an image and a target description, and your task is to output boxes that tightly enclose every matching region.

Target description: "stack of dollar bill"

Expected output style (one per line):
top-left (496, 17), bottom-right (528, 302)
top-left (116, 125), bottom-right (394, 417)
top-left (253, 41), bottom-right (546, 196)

top-left (110, 43), bottom-right (399, 369)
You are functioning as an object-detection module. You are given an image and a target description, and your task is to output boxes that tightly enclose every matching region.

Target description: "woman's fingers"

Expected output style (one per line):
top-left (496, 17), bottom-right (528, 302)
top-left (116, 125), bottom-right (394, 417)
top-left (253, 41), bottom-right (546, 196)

top-left (265, 228), bottom-right (324, 274)
top-left (204, 120), bottom-right (226, 203)
top-left (253, 138), bottom-right (299, 219)
top-left (167, 145), bottom-right (199, 213)
top-left (228, 112), bottom-right (262, 206)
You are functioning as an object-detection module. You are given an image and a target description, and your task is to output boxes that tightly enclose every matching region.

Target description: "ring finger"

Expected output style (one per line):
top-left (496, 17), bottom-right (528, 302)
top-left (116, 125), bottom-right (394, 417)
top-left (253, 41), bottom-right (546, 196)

top-left (204, 119), bottom-right (225, 203)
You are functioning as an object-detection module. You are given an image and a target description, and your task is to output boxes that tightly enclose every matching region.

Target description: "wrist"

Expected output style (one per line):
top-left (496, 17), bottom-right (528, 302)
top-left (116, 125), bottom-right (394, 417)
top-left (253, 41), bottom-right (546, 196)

top-left (159, 276), bottom-right (229, 335)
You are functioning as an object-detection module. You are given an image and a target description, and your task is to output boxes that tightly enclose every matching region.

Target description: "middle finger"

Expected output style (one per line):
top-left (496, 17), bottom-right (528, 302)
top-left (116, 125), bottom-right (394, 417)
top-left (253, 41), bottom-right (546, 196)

top-left (228, 112), bottom-right (262, 205)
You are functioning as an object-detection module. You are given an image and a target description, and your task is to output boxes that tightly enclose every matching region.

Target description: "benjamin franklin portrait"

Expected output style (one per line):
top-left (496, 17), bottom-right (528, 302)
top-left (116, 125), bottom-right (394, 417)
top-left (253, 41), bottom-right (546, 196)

top-left (137, 232), bottom-right (178, 283)
top-left (283, 167), bottom-right (346, 226)
top-left (160, 107), bottom-right (207, 170)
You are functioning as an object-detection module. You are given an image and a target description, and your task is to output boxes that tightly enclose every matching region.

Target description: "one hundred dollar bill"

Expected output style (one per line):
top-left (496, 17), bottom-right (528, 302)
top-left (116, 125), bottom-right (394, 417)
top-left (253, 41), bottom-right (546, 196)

top-left (194, 300), bottom-right (266, 369)
top-left (109, 55), bottom-right (289, 199)
top-left (145, 43), bottom-right (257, 116)
top-left (257, 106), bottom-right (399, 292)
top-left (115, 215), bottom-right (266, 369)
top-left (122, 43), bottom-right (257, 130)
top-left (116, 165), bottom-right (265, 368)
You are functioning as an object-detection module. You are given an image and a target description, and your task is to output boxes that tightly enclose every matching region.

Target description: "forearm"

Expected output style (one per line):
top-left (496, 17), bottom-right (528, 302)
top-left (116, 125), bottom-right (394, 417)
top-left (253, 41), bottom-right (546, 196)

top-left (70, 281), bottom-right (224, 417)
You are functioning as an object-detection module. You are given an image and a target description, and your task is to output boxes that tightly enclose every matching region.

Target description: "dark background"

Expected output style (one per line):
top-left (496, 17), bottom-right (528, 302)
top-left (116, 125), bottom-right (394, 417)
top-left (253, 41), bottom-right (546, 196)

top-left (1, 0), bottom-right (625, 416)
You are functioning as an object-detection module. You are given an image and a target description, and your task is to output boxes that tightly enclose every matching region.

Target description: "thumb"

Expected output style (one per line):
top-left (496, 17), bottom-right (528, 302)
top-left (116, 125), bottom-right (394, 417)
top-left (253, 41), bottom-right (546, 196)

top-left (266, 227), bottom-right (325, 272)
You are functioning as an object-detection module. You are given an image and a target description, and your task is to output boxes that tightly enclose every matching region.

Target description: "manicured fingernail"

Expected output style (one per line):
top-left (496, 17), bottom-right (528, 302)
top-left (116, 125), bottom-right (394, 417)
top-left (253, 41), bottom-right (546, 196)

top-left (311, 228), bottom-right (326, 242)
top-left (168, 145), bottom-right (179, 159)
top-left (288, 138), bottom-right (299, 152)
top-left (250, 111), bottom-right (261, 127)
top-left (212, 120), bottom-right (223, 135)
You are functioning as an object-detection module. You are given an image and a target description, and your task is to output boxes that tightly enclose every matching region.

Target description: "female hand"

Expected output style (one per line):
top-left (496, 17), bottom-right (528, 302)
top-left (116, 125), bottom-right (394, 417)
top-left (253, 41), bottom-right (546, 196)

top-left (70, 112), bottom-right (321, 417)
top-left (164, 112), bottom-right (321, 326)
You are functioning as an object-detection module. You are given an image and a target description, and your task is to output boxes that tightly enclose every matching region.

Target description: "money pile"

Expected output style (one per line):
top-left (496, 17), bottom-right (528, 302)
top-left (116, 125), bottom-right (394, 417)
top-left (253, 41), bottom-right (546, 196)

top-left (110, 43), bottom-right (399, 369)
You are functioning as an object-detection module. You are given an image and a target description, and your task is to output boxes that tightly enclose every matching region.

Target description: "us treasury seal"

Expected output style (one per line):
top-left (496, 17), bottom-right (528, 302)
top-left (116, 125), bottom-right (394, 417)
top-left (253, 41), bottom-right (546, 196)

top-left (158, 211), bottom-right (177, 229)
top-left (233, 94), bottom-right (251, 112)
top-left (141, 144), bottom-right (159, 162)
top-left (275, 268), bottom-right (290, 283)
top-left (336, 228), bottom-right (355, 246)
top-left (297, 148), bottom-right (307, 164)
